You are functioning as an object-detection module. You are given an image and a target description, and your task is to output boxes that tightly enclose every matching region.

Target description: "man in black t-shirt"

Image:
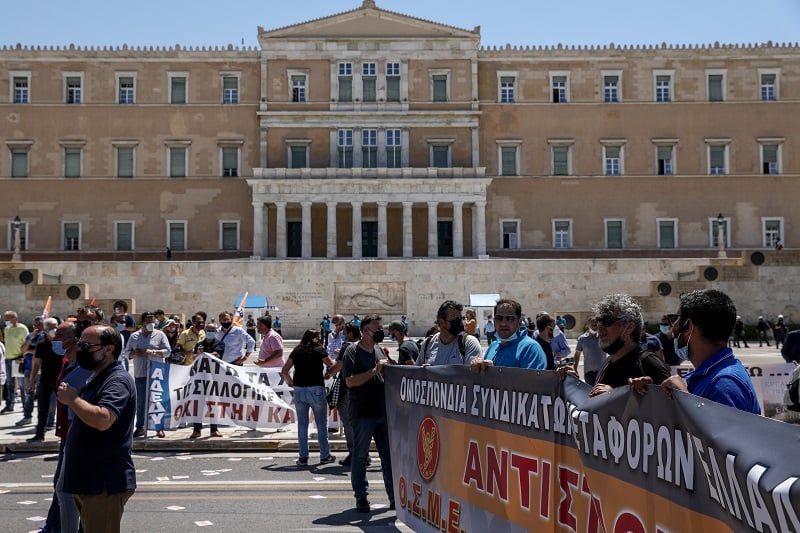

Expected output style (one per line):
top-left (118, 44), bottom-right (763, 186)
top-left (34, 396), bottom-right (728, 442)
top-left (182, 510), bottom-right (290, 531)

top-left (27, 317), bottom-right (62, 441)
top-left (387, 320), bottom-right (419, 365)
top-left (341, 315), bottom-right (394, 514)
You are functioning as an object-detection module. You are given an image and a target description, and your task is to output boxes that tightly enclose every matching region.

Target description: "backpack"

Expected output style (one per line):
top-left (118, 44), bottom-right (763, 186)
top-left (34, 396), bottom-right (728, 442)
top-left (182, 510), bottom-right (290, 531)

top-left (784, 365), bottom-right (800, 412)
top-left (421, 332), bottom-right (467, 363)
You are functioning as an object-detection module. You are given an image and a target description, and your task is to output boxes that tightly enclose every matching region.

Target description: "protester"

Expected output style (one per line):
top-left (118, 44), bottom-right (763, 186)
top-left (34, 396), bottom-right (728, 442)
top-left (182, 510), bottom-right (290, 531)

top-left (255, 315), bottom-right (284, 368)
top-left (416, 300), bottom-right (482, 366)
top-left (26, 317), bottom-right (60, 441)
top-left (58, 325), bottom-right (136, 533)
top-left (2, 310), bottom-right (29, 415)
top-left (215, 311), bottom-right (255, 366)
top-left (177, 313), bottom-right (206, 366)
top-left (572, 317), bottom-right (606, 386)
top-left (471, 299), bottom-right (547, 371)
top-left (327, 322), bottom-right (361, 466)
top-left (631, 289), bottom-right (761, 414)
top-left (387, 320), bottom-right (419, 365)
top-left (281, 329), bottom-right (336, 466)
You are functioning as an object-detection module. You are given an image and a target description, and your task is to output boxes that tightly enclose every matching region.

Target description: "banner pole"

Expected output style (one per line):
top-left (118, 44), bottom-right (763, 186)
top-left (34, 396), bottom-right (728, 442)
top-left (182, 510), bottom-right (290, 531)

top-left (144, 356), bottom-right (151, 438)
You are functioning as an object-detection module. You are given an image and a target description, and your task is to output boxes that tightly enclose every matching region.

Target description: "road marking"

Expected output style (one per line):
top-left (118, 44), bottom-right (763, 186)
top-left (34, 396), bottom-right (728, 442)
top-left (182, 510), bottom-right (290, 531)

top-left (0, 478), bottom-right (385, 490)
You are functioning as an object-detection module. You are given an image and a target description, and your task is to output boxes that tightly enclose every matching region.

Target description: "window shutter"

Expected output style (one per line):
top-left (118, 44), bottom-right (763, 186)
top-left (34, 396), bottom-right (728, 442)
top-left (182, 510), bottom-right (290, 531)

top-left (605, 146), bottom-right (621, 159)
top-left (116, 223), bottom-right (132, 250)
top-left (338, 77), bottom-right (352, 102)
top-left (12, 151), bottom-right (28, 177)
top-left (65, 148), bottom-right (81, 177)
top-left (118, 147), bottom-right (134, 177)
top-left (553, 147), bottom-right (568, 175)
top-left (171, 77), bottom-right (186, 104)
top-left (501, 147), bottom-right (517, 175)
top-left (386, 77), bottom-right (400, 102)
top-left (710, 146), bottom-right (725, 169)
top-left (708, 75), bottom-right (723, 101)
top-left (170, 147), bottom-right (186, 177)
top-left (657, 146), bottom-right (672, 160)
top-left (763, 144), bottom-right (777, 162)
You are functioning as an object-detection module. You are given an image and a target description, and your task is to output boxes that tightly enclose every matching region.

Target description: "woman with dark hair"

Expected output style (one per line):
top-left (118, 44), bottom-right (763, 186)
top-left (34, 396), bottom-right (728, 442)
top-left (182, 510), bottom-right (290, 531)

top-left (281, 328), bottom-right (337, 466)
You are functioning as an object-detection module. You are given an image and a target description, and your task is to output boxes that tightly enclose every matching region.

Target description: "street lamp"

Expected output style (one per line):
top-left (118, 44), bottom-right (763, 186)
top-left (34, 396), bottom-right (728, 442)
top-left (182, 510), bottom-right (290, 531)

top-left (11, 215), bottom-right (22, 262)
top-left (716, 213), bottom-right (727, 259)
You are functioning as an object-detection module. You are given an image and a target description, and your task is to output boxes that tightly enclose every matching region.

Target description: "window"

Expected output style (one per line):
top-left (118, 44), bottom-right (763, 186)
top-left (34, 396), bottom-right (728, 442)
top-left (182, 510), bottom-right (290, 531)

top-left (64, 147), bottom-right (81, 178)
top-left (431, 146), bottom-right (451, 168)
top-left (550, 72), bottom-right (569, 103)
top-left (497, 72), bottom-right (517, 103)
top-left (288, 144), bottom-right (309, 168)
top-left (7, 220), bottom-right (28, 251)
top-left (221, 147), bottom-right (239, 177)
top-left (431, 74), bottom-right (448, 102)
top-left (222, 75), bottom-right (239, 104)
top-left (362, 129), bottom-right (377, 168)
top-left (338, 63), bottom-right (352, 102)
top-left (386, 62), bottom-right (400, 102)
top-left (603, 145), bottom-right (623, 176)
top-left (117, 75), bottom-right (135, 104)
top-left (386, 129), bottom-right (402, 168)
top-left (291, 74), bottom-right (307, 103)
top-left (500, 219), bottom-right (520, 249)
top-left (762, 218), bottom-right (783, 248)
top-left (10, 148), bottom-right (29, 177)
top-left (114, 221), bottom-right (134, 251)
top-left (362, 63), bottom-right (376, 102)
top-left (759, 69), bottom-right (779, 101)
top-left (603, 73), bottom-right (620, 103)
top-left (605, 219), bottom-right (624, 249)
top-left (167, 221), bottom-right (187, 252)
top-left (338, 130), bottom-right (353, 168)
top-left (11, 73), bottom-right (30, 104)
top-left (760, 141), bottom-right (782, 175)
top-left (654, 71), bottom-right (673, 102)
top-left (657, 219), bottom-right (677, 249)
top-left (553, 220), bottom-right (572, 249)
top-left (707, 70), bottom-right (726, 102)
top-left (116, 146), bottom-right (134, 178)
top-left (169, 146), bottom-right (187, 177)
top-left (709, 217), bottom-right (730, 248)
top-left (549, 141), bottom-right (573, 176)
top-left (63, 222), bottom-right (81, 251)
top-left (220, 221), bottom-right (239, 251)
top-left (170, 74), bottom-right (187, 104)
top-left (656, 144), bottom-right (675, 175)
top-left (497, 144), bottom-right (519, 176)
top-left (707, 144), bottom-right (728, 175)
top-left (65, 75), bottom-right (82, 104)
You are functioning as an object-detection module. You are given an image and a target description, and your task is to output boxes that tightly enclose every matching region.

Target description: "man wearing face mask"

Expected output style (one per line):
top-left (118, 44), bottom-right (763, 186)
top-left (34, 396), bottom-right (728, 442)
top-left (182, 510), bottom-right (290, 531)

top-left (658, 314), bottom-right (681, 366)
top-left (631, 290), bottom-right (760, 414)
top-left (216, 311), bottom-right (255, 366)
top-left (58, 325), bottom-right (136, 533)
top-left (111, 300), bottom-right (136, 343)
top-left (470, 299), bottom-right (546, 372)
top-left (27, 317), bottom-right (60, 441)
top-left (573, 317), bottom-right (605, 386)
top-left (579, 294), bottom-right (670, 397)
top-left (121, 311), bottom-right (170, 438)
top-left (416, 300), bottom-right (482, 366)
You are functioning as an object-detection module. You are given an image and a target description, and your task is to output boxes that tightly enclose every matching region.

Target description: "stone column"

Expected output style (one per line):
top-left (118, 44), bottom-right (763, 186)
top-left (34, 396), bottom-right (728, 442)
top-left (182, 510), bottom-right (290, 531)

top-left (427, 201), bottom-right (438, 257)
top-left (452, 200), bottom-right (464, 257)
top-left (326, 201), bottom-right (337, 258)
top-left (251, 201), bottom-right (266, 258)
top-left (402, 201), bottom-right (413, 257)
top-left (275, 201), bottom-right (287, 259)
top-left (474, 201), bottom-right (487, 257)
top-left (301, 201), bottom-right (312, 258)
top-left (351, 201), bottom-right (362, 258)
top-left (377, 201), bottom-right (388, 258)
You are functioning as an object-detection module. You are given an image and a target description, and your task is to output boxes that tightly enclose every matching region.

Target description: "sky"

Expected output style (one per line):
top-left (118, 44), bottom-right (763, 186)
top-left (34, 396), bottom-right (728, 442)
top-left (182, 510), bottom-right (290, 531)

top-left (1, 0), bottom-right (798, 49)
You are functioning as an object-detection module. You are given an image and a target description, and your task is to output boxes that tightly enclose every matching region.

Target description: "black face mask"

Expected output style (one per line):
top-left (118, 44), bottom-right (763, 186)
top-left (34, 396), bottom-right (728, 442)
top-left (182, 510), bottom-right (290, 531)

top-left (219, 322), bottom-right (232, 330)
top-left (448, 318), bottom-right (465, 335)
top-left (372, 330), bottom-right (385, 343)
top-left (601, 336), bottom-right (626, 355)
top-left (76, 348), bottom-right (103, 371)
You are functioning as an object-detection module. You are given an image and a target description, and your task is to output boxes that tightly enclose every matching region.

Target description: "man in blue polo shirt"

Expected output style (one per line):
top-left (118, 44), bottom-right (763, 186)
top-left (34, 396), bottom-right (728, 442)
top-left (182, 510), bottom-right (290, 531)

top-left (58, 325), bottom-right (136, 533)
top-left (631, 289), bottom-right (760, 415)
top-left (471, 299), bottom-right (547, 371)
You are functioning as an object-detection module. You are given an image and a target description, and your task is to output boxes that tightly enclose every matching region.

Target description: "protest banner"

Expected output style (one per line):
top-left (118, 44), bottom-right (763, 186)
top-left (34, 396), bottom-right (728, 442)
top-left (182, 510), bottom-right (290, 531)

top-left (385, 365), bottom-right (800, 532)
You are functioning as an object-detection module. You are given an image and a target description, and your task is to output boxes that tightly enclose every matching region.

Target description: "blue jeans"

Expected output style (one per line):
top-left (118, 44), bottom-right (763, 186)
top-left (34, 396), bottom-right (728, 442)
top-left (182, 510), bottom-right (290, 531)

top-left (337, 393), bottom-right (354, 456)
top-left (350, 415), bottom-right (393, 503)
top-left (293, 386), bottom-right (330, 459)
top-left (56, 439), bottom-right (81, 533)
top-left (135, 377), bottom-right (147, 431)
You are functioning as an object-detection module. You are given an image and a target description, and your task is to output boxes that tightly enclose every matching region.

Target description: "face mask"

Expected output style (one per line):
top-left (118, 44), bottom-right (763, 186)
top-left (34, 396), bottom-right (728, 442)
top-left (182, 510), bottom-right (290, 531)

top-left (674, 326), bottom-right (693, 361)
top-left (4, 321), bottom-right (11, 328)
top-left (77, 347), bottom-right (103, 370)
top-left (660, 325), bottom-right (671, 335)
top-left (448, 318), bottom-right (465, 335)
top-left (220, 322), bottom-right (232, 330)
top-left (47, 329), bottom-right (57, 339)
top-left (145, 323), bottom-right (155, 332)
top-left (206, 332), bottom-right (216, 340)
top-left (588, 328), bottom-right (598, 335)
top-left (497, 331), bottom-right (516, 343)
top-left (116, 323), bottom-right (125, 332)
top-left (114, 307), bottom-right (121, 315)
top-left (601, 336), bottom-right (625, 355)
top-left (372, 330), bottom-right (385, 343)
top-left (51, 341), bottom-right (66, 356)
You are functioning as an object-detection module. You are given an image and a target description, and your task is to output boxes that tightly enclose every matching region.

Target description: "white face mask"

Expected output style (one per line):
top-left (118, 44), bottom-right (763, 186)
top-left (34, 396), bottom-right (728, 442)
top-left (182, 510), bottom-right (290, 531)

top-left (588, 328), bottom-right (598, 335)
top-left (47, 329), bottom-right (57, 339)
top-left (145, 323), bottom-right (155, 332)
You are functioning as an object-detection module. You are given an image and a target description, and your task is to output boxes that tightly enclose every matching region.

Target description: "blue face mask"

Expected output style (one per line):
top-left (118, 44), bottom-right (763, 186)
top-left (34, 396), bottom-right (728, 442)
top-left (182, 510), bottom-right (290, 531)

top-left (51, 341), bottom-right (66, 356)
top-left (673, 326), bottom-right (693, 361)
top-left (660, 325), bottom-right (671, 335)
top-left (206, 332), bottom-right (216, 341)
top-left (116, 323), bottom-right (126, 332)
top-left (4, 321), bottom-right (12, 328)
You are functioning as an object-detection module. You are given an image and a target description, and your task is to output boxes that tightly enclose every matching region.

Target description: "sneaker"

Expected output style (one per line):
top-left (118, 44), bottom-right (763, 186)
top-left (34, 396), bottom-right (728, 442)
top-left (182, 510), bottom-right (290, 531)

top-left (296, 457), bottom-right (309, 466)
top-left (320, 455), bottom-right (336, 464)
top-left (338, 454), bottom-right (352, 466)
top-left (15, 417), bottom-right (32, 426)
top-left (27, 434), bottom-right (45, 442)
top-left (0, 406), bottom-right (13, 414)
top-left (356, 498), bottom-right (371, 513)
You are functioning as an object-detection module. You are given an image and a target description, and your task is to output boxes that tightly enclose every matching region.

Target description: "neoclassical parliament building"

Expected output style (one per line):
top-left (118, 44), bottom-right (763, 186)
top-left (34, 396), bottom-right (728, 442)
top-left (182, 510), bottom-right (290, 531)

top-left (2, 0), bottom-right (799, 263)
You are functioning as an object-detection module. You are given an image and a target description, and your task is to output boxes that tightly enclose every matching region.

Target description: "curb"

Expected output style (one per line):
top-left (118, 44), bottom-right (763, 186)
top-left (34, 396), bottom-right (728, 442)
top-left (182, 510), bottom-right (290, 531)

top-left (3, 438), bottom-right (351, 454)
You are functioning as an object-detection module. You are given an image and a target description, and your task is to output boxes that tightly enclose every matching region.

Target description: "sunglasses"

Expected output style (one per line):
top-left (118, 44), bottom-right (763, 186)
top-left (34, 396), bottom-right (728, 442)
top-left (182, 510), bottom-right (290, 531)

top-left (595, 315), bottom-right (621, 327)
top-left (76, 341), bottom-right (103, 352)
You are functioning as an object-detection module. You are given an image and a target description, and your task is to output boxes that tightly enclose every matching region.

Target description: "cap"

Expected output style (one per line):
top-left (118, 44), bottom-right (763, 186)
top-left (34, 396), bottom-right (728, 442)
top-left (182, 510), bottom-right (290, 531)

top-left (758, 315), bottom-right (764, 320)
top-left (778, 314), bottom-right (784, 319)
top-left (387, 320), bottom-right (406, 332)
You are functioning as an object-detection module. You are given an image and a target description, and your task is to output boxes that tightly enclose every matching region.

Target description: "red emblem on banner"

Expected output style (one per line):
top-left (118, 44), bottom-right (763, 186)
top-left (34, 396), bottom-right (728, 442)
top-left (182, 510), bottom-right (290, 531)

top-left (416, 416), bottom-right (440, 482)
